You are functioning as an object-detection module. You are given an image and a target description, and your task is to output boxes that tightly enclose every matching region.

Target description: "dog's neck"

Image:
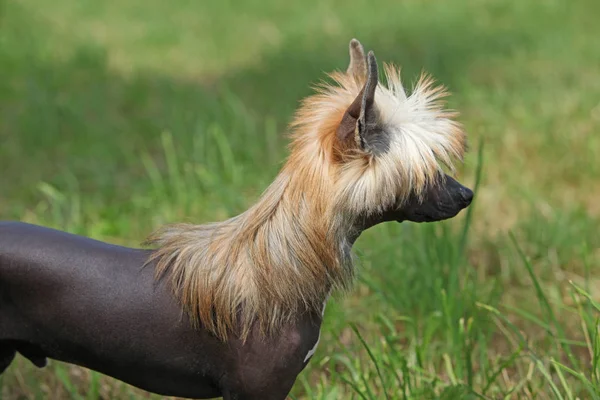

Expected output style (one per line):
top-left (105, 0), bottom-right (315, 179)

top-left (346, 209), bottom-right (401, 246)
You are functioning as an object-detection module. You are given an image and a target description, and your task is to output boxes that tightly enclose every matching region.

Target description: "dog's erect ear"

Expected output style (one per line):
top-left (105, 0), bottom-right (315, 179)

top-left (337, 50), bottom-right (379, 151)
top-left (347, 39), bottom-right (367, 84)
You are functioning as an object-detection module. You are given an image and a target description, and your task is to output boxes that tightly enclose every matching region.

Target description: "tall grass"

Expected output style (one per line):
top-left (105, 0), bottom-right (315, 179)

top-left (2, 0), bottom-right (600, 398)
top-left (8, 130), bottom-right (599, 399)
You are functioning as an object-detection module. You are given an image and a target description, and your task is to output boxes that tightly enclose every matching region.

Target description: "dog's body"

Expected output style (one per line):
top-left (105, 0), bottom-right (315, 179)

top-left (0, 39), bottom-right (473, 399)
top-left (0, 221), bottom-right (321, 399)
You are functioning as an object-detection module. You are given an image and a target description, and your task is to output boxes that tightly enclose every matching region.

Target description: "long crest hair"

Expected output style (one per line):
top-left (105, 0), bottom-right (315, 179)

top-left (147, 39), bottom-right (467, 341)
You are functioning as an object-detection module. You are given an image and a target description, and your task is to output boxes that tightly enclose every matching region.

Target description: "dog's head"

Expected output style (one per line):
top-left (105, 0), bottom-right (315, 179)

top-left (334, 39), bottom-right (471, 225)
top-left (288, 39), bottom-right (472, 229)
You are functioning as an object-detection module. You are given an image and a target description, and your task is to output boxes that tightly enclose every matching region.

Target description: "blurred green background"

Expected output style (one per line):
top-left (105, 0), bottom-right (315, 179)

top-left (1, 0), bottom-right (600, 398)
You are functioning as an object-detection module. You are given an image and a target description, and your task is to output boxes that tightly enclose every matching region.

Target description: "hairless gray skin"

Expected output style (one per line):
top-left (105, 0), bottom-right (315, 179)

top-left (0, 175), bottom-right (472, 399)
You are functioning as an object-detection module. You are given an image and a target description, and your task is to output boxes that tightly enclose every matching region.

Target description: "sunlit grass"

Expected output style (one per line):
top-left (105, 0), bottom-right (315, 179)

top-left (1, 0), bottom-right (600, 398)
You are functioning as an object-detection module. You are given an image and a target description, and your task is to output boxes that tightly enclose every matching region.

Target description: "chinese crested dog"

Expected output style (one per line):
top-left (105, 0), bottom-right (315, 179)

top-left (0, 39), bottom-right (472, 399)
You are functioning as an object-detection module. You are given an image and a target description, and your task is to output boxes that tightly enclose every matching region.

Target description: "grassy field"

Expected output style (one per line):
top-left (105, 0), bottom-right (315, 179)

top-left (1, 0), bottom-right (600, 398)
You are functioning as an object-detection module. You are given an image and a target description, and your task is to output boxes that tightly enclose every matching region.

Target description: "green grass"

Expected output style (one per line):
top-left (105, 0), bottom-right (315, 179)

top-left (1, 0), bottom-right (600, 398)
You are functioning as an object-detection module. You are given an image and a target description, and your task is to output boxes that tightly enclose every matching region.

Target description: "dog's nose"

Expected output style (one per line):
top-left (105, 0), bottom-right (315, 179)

top-left (460, 187), bottom-right (474, 205)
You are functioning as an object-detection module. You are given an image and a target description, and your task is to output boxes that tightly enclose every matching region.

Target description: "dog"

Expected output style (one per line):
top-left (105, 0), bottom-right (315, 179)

top-left (0, 39), bottom-right (472, 399)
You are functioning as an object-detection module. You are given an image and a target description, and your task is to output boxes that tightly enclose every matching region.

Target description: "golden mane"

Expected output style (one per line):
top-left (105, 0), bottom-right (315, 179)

top-left (146, 40), bottom-right (466, 341)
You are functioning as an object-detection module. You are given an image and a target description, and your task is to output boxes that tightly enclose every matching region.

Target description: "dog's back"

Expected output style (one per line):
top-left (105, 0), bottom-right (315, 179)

top-left (0, 222), bottom-right (223, 397)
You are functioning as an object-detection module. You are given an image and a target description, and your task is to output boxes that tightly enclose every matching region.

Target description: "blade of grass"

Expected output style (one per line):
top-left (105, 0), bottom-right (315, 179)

top-left (350, 323), bottom-right (388, 400)
top-left (481, 349), bottom-right (524, 395)
top-left (54, 364), bottom-right (84, 400)
top-left (338, 376), bottom-right (369, 400)
top-left (509, 232), bottom-right (578, 367)
top-left (458, 139), bottom-right (485, 254)
top-left (551, 357), bottom-right (574, 400)
top-left (535, 359), bottom-right (565, 400)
